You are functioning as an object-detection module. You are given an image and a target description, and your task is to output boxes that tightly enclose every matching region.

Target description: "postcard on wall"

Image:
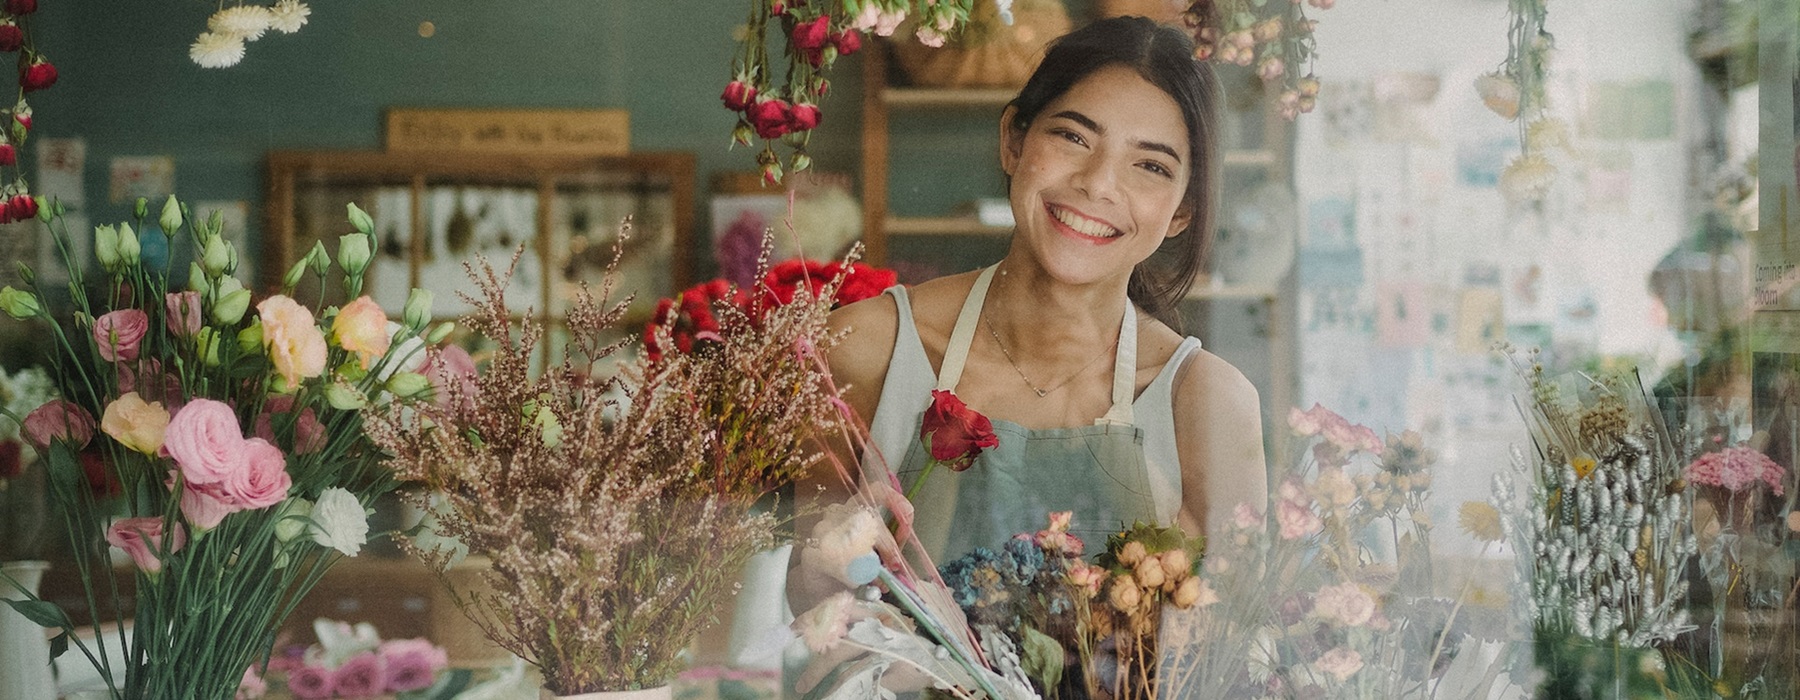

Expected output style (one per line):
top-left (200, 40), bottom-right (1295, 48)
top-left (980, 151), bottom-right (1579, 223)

top-left (36, 137), bottom-right (85, 208)
top-left (1376, 281), bottom-right (1429, 348)
top-left (108, 156), bottom-right (174, 204)
top-left (1455, 287), bottom-right (1505, 354)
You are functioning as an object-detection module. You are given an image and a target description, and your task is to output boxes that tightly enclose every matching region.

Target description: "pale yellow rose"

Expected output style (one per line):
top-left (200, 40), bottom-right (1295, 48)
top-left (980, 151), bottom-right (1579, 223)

top-left (102, 391), bottom-right (170, 455)
top-left (258, 295), bottom-right (327, 391)
top-left (331, 296), bottom-right (391, 369)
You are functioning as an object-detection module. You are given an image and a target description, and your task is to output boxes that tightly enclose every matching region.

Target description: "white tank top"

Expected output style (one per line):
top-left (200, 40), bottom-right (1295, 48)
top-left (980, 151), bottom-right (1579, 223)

top-left (865, 284), bottom-right (1199, 522)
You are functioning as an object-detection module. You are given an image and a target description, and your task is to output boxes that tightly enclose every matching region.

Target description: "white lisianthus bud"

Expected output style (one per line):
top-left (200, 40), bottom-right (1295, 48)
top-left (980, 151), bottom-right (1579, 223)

top-left (275, 497), bottom-right (314, 543)
top-left (345, 202), bottom-right (374, 235)
top-left (94, 224), bottom-right (121, 272)
top-left (212, 277), bottom-right (252, 326)
top-left (402, 288), bottom-right (433, 334)
top-left (384, 371), bottom-right (431, 400)
top-left (187, 262), bottom-right (212, 295)
top-left (282, 257), bottom-right (308, 292)
top-left (307, 241), bottom-right (330, 278)
top-left (325, 381), bottom-right (368, 410)
top-left (117, 222), bottom-right (141, 266)
top-left (237, 321), bottom-right (264, 355)
top-left (195, 327), bottom-right (223, 366)
top-left (159, 195), bottom-right (183, 233)
top-left (0, 286), bottom-right (41, 320)
top-left (427, 322), bottom-right (455, 344)
top-left (202, 236), bottom-right (232, 277)
top-left (337, 233), bottom-right (371, 278)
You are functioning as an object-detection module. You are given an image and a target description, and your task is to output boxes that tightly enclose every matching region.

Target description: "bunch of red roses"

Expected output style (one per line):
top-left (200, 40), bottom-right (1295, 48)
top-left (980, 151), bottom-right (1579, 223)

top-left (0, 0), bottom-right (50, 222)
top-left (644, 258), bottom-right (896, 363)
top-left (725, 0), bottom-right (975, 184)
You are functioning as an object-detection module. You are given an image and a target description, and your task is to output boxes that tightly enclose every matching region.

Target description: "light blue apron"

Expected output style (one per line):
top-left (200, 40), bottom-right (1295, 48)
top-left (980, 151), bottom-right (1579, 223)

top-left (898, 265), bottom-right (1161, 564)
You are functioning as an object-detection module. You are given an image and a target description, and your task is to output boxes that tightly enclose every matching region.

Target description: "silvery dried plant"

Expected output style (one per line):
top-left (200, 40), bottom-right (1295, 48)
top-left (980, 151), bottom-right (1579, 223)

top-left (366, 233), bottom-right (850, 694)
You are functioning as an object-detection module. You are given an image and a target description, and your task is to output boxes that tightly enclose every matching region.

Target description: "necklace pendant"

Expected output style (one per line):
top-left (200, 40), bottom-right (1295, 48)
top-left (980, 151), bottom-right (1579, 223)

top-left (1033, 388), bottom-right (1048, 398)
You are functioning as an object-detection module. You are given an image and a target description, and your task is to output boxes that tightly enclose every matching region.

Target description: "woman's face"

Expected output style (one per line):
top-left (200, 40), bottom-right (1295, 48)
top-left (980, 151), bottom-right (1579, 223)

top-left (1002, 63), bottom-right (1193, 287)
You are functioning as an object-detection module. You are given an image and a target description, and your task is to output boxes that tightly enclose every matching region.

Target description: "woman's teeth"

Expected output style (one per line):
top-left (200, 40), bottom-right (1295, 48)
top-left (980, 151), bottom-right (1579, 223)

top-left (1052, 207), bottom-right (1120, 238)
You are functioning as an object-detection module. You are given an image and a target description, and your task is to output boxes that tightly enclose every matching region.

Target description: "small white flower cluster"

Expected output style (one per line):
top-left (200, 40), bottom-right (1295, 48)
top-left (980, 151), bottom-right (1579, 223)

top-left (189, 0), bottom-right (310, 69)
top-left (1493, 434), bottom-right (1696, 647)
top-left (0, 365), bottom-right (54, 445)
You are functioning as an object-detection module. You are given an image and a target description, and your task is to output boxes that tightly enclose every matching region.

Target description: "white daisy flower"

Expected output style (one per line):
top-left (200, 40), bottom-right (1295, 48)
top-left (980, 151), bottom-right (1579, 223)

top-left (189, 32), bottom-right (246, 69)
top-left (269, 0), bottom-right (311, 34)
top-left (209, 5), bottom-right (272, 41)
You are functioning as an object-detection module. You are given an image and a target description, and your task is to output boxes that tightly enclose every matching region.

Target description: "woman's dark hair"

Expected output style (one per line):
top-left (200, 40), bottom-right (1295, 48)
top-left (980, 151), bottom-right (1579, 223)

top-left (1007, 16), bottom-right (1222, 328)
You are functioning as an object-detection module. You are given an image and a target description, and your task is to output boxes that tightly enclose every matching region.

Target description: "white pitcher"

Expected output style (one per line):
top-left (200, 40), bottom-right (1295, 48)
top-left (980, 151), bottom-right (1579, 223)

top-left (0, 560), bottom-right (56, 700)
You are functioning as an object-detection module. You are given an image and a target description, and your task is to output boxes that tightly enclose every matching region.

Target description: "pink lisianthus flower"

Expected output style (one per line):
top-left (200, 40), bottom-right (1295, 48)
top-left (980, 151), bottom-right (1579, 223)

top-left (166, 291), bottom-right (204, 338)
top-left (163, 398), bottom-right (247, 485)
top-left (106, 516), bottom-right (186, 575)
top-left (255, 395), bottom-right (326, 455)
top-left (222, 437), bottom-right (291, 509)
top-left (330, 651), bottom-right (388, 698)
top-left (176, 475), bottom-right (242, 531)
top-left (332, 296), bottom-right (392, 370)
top-left (378, 638), bottom-right (447, 692)
top-left (423, 344), bottom-right (478, 418)
top-left (259, 296), bottom-right (328, 391)
top-left (93, 309), bottom-right (149, 363)
top-left (22, 398), bottom-right (95, 451)
top-left (236, 665), bottom-right (267, 699)
top-left (101, 392), bottom-right (170, 455)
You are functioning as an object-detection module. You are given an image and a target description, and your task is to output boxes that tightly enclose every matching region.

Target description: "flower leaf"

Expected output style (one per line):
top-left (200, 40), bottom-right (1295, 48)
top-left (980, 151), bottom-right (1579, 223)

top-left (0, 597), bottom-right (71, 629)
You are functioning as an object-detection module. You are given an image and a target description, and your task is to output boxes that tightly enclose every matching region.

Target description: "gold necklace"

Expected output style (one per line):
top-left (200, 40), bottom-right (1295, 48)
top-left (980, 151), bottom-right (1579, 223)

top-left (982, 271), bottom-right (1120, 398)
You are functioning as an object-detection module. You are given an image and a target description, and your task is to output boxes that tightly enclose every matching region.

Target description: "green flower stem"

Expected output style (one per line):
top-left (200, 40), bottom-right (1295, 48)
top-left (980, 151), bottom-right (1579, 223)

top-left (905, 459), bottom-right (938, 502)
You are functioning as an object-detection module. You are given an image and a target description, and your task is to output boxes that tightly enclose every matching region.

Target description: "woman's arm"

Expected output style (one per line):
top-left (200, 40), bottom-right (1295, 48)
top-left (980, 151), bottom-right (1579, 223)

top-left (1171, 349), bottom-right (1268, 539)
top-left (786, 294), bottom-right (900, 612)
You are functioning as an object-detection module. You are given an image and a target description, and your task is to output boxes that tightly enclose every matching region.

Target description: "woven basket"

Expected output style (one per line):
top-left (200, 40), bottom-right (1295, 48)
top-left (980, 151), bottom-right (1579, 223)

top-left (891, 0), bottom-right (1071, 89)
top-left (1094, 0), bottom-right (1189, 23)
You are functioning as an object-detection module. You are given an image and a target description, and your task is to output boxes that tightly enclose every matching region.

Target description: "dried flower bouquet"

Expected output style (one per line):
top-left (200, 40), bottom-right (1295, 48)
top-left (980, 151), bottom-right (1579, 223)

top-left (367, 234), bottom-right (853, 695)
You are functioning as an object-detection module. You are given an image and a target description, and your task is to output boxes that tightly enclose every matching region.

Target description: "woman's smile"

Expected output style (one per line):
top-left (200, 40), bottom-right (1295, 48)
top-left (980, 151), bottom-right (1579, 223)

top-left (1045, 202), bottom-right (1124, 243)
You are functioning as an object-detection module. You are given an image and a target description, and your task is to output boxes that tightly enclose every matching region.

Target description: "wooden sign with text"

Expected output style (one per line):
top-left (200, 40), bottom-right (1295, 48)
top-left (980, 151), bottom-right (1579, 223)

top-left (384, 108), bottom-right (630, 156)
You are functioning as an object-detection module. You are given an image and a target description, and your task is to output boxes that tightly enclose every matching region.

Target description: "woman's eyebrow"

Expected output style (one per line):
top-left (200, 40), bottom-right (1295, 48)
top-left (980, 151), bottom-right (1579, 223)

top-left (1048, 109), bottom-right (1182, 163)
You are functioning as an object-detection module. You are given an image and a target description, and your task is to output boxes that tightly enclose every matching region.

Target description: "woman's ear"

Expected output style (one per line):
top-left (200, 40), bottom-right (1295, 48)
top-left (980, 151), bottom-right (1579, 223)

top-left (999, 105), bottom-right (1024, 176)
top-left (1166, 202), bottom-right (1194, 239)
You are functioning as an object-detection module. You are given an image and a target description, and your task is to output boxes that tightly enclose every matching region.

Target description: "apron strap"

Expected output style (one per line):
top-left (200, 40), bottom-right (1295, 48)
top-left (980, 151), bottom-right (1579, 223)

top-left (1097, 294), bottom-right (1137, 426)
top-left (935, 265), bottom-right (997, 392)
top-left (938, 263), bottom-right (1137, 426)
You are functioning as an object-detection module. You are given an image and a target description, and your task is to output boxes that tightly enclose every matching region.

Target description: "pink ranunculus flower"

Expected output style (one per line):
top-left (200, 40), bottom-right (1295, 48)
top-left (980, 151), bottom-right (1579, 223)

top-left (166, 291), bottom-right (203, 338)
top-left (255, 395), bottom-right (326, 455)
top-left (378, 638), bottom-right (448, 692)
top-left (23, 398), bottom-right (95, 451)
top-left (163, 398), bottom-right (247, 485)
top-left (106, 516), bottom-right (186, 575)
top-left (258, 296), bottom-right (328, 391)
top-left (330, 651), bottom-right (388, 698)
top-left (285, 664), bottom-right (333, 700)
top-left (93, 309), bottom-right (150, 363)
top-left (222, 437), bottom-right (290, 509)
top-left (1276, 498), bottom-right (1323, 540)
top-left (102, 392), bottom-right (170, 455)
top-left (332, 296), bottom-right (392, 370)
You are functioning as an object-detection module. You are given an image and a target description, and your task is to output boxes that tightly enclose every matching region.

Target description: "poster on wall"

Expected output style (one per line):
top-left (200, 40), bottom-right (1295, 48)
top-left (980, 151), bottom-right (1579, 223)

top-left (36, 137), bottom-right (85, 208)
top-left (108, 156), bottom-right (174, 204)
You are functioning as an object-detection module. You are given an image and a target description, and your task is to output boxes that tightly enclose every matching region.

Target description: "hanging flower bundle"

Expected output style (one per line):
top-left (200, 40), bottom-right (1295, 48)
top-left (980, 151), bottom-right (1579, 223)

top-left (189, 0), bottom-right (311, 69)
top-left (1177, 0), bottom-right (1334, 120)
top-left (1478, 0), bottom-right (1566, 203)
top-left (0, 0), bottom-right (48, 223)
top-left (724, 0), bottom-right (984, 185)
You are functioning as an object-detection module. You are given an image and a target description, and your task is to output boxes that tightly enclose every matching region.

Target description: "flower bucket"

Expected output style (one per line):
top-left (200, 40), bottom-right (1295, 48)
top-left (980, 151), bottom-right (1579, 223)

top-left (0, 560), bottom-right (56, 700)
top-left (540, 686), bottom-right (672, 700)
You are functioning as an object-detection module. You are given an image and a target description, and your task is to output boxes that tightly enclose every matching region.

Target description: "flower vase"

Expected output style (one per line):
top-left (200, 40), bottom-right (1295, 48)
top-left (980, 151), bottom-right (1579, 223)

top-left (539, 686), bottom-right (672, 700)
top-left (0, 560), bottom-right (57, 700)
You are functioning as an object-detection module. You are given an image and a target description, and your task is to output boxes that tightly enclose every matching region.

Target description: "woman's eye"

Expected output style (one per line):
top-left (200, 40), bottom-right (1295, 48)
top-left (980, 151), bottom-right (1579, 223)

top-left (1053, 129), bottom-right (1086, 146)
top-left (1140, 161), bottom-right (1174, 178)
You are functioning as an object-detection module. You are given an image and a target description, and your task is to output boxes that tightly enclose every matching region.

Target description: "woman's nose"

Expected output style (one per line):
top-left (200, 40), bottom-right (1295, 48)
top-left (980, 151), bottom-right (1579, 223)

top-left (1070, 155), bottom-right (1120, 203)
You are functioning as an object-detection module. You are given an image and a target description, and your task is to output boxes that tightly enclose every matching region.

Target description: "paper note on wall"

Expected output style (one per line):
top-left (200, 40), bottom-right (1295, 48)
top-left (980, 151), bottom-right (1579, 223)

top-left (1455, 288), bottom-right (1505, 354)
top-left (36, 138), bottom-right (85, 208)
top-left (108, 156), bottom-right (174, 204)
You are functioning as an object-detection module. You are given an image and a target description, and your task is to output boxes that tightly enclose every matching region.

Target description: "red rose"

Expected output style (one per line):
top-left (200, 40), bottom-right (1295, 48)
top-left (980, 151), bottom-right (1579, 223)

top-left (788, 102), bottom-right (822, 132)
top-left (832, 262), bottom-right (897, 306)
top-left (757, 258), bottom-right (832, 313)
top-left (721, 80), bottom-right (757, 112)
top-left (0, 143), bottom-right (15, 166)
top-left (769, 0), bottom-right (787, 15)
top-left (747, 99), bottom-right (790, 140)
top-left (921, 390), bottom-right (998, 471)
top-left (0, 24), bottom-right (22, 52)
top-left (10, 193), bottom-right (34, 220)
top-left (832, 30), bottom-right (862, 56)
top-left (791, 15), bottom-right (831, 66)
top-left (5, 0), bottom-right (34, 15)
top-left (13, 110), bottom-right (28, 130)
top-left (0, 198), bottom-right (14, 224)
top-left (21, 60), bottom-right (55, 93)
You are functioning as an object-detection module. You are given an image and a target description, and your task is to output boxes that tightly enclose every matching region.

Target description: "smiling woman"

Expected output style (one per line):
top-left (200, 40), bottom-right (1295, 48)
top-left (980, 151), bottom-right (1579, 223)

top-left (802, 16), bottom-right (1264, 579)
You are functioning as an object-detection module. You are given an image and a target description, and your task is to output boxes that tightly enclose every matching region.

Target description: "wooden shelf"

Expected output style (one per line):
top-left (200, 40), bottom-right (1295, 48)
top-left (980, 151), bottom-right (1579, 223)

top-left (887, 216), bottom-right (1013, 236)
top-left (884, 87), bottom-right (1017, 108)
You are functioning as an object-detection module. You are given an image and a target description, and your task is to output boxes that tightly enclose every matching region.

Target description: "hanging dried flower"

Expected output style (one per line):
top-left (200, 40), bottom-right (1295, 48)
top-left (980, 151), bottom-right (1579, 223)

top-left (268, 0), bottom-right (312, 34)
top-left (209, 5), bottom-right (273, 41)
top-left (1499, 153), bottom-right (1555, 202)
top-left (190, 32), bottom-right (247, 69)
top-left (1474, 72), bottom-right (1520, 120)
